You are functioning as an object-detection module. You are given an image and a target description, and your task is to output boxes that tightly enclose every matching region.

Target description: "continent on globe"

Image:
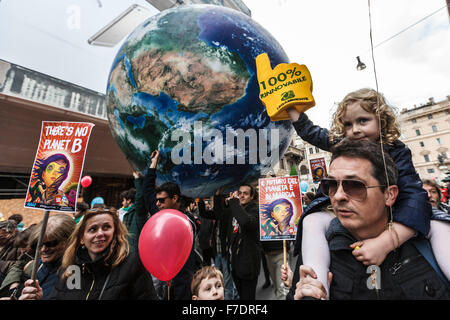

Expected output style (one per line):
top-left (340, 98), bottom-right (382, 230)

top-left (132, 49), bottom-right (249, 114)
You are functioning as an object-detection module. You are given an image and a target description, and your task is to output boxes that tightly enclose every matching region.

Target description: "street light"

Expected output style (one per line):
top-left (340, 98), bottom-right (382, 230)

top-left (356, 56), bottom-right (366, 71)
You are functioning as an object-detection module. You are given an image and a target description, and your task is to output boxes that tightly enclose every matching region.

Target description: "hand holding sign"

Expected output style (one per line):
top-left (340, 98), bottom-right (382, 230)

top-left (256, 53), bottom-right (315, 121)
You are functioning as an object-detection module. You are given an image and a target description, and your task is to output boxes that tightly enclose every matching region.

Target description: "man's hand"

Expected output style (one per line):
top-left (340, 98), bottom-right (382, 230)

top-left (149, 150), bottom-right (160, 169)
top-left (256, 52), bottom-right (315, 121)
top-left (225, 191), bottom-right (238, 205)
top-left (19, 280), bottom-right (43, 300)
top-left (132, 171), bottom-right (142, 179)
top-left (294, 265), bottom-right (332, 300)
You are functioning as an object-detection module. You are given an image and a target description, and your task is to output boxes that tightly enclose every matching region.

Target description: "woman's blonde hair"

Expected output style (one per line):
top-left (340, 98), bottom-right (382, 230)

top-left (61, 207), bottom-right (129, 279)
top-left (329, 88), bottom-right (401, 145)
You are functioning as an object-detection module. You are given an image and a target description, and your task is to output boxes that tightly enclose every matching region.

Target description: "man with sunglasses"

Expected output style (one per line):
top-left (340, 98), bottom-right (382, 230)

top-left (143, 150), bottom-right (202, 300)
top-left (289, 139), bottom-right (449, 299)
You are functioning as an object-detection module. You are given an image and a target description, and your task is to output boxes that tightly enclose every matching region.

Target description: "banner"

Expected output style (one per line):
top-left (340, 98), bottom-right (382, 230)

top-left (24, 121), bottom-right (94, 212)
top-left (309, 157), bottom-right (327, 183)
top-left (258, 176), bottom-right (303, 241)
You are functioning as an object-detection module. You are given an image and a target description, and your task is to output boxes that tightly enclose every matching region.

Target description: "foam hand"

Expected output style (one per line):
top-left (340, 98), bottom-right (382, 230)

top-left (256, 53), bottom-right (315, 121)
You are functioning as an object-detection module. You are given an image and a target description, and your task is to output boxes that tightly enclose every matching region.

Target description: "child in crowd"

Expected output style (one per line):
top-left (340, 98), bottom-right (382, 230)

top-left (286, 88), bottom-right (450, 296)
top-left (191, 266), bottom-right (224, 300)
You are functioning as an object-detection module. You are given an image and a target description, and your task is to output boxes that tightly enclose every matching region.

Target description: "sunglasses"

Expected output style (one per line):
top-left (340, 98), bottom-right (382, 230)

top-left (32, 239), bottom-right (60, 250)
top-left (156, 197), bottom-right (169, 204)
top-left (320, 178), bottom-right (385, 202)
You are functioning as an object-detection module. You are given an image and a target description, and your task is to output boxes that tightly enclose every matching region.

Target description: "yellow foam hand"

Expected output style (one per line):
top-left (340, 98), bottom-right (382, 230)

top-left (256, 53), bottom-right (315, 121)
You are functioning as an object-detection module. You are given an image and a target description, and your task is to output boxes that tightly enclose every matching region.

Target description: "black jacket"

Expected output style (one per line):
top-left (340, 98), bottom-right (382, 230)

top-left (143, 168), bottom-right (202, 300)
top-left (287, 217), bottom-right (450, 300)
top-left (198, 195), bottom-right (230, 257)
top-left (48, 249), bottom-right (156, 300)
top-left (326, 218), bottom-right (449, 299)
top-left (226, 199), bottom-right (261, 280)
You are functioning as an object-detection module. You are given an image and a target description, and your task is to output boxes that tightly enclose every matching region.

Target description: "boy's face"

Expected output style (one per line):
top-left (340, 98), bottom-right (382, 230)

top-left (192, 276), bottom-right (224, 300)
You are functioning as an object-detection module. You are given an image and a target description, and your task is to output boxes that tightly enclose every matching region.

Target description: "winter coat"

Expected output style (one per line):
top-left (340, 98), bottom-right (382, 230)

top-left (226, 199), bottom-right (261, 280)
top-left (324, 219), bottom-right (449, 299)
top-left (198, 195), bottom-right (231, 258)
top-left (143, 168), bottom-right (202, 300)
top-left (48, 249), bottom-right (156, 300)
top-left (122, 177), bottom-right (149, 253)
top-left (288, 198), bottom-right (450, 300)
top-left (292, 112), bottom-right (432, 236)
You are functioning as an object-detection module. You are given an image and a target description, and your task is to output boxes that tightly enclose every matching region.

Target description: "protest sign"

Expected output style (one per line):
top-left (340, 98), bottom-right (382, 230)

top-left (24, 121), bottom-right (94, 212)
top-left (309, 157), bottom-right (327, 183)
top-left (259, 176), bottom-right (303, 241)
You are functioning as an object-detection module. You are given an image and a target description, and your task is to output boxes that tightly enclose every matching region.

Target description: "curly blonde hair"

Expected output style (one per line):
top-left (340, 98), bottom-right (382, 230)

top-left (329, 88), bottom-right (400, 145)
top-left (61, 207), bottom-right (129, 279)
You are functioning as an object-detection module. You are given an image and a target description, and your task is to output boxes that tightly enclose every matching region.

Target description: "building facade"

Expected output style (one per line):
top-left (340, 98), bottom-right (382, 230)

top-left (267, 133), bottom-right (331, 193)
top-left (398, 96), bottom-right (450, 183)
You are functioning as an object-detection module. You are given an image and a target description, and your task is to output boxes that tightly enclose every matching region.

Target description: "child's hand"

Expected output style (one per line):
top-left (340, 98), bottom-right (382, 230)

top-left (280, 263), bottom-right (293, 287)
top-left (350, 237), bottom-right (391, 266)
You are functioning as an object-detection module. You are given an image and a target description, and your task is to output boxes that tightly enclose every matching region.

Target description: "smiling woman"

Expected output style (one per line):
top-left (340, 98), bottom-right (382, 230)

top-left (19, 208), bottom-right (157, 300)
top-left (41, 208), bottom-right (156, 300)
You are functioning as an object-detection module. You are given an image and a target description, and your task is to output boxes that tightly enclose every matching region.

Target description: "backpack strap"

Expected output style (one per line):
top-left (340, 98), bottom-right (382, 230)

top-left (412, 238), bottom-right (450, 289)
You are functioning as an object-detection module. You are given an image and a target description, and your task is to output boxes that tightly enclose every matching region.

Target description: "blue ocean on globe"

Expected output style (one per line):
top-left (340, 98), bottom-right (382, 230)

top-left (106, 4), bottom-right (294, 197)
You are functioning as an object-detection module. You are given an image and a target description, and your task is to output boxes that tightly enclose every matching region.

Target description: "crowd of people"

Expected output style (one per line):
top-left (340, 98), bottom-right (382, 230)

top-left (0, 88), bottom-right (449, 300)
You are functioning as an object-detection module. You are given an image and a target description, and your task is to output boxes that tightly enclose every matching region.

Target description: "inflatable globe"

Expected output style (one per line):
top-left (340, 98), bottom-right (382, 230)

top-left (106, 4), bottom-right (294, 197)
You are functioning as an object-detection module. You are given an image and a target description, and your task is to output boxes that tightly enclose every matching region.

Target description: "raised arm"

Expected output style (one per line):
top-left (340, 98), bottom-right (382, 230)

top-left (143, 150), bottom-right (161, 216)
top-left (287, 107), bottom-right (333, 152)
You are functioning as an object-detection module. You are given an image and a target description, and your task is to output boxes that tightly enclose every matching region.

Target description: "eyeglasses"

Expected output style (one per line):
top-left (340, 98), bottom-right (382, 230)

top-left (156, 197), bottom-right (168, 204)
top-left (320, 178), bottom-right (385, 202)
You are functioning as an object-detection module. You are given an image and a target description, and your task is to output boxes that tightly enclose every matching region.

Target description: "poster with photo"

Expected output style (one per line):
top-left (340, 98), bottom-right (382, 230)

top-left (24, 121), bottom-right (94, 212)
top-left (258, 176), bottom-right (303, 241)
top-left (309, 157), bottom-right (327, 183)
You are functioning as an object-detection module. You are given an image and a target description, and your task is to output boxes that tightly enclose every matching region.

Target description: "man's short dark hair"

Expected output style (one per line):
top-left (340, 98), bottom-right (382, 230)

top-left (239, 183), bottom-right (256, 198)
top-left (330, 139), bottom-right (398, 190)
top-left (76, 201), bottom-right (89, 213)
top-left (8, 214), bottom-right (23, 224)
top-left (422, 179), bottom-right (442, 199)
top-left (120, 188), bottom-right (136, 203)
top-left (156, 182), bottom-right (181, 199)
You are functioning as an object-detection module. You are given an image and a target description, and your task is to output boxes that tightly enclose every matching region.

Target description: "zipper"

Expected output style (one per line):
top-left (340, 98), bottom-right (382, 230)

top-left (85, 273), bottom-right (95, 300)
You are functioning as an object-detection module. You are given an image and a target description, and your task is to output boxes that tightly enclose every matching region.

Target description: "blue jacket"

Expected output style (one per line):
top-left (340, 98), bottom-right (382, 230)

top-left (36, 258), bottom-right (61, 300)
top-left (292, 113), bottom-right (432, 236)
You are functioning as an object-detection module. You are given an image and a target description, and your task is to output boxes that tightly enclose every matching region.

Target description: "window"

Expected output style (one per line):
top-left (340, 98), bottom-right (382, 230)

top-left (309, 148), bottom-right (314, 154)
top-left (432, 125), bottom-right (438, 133)
top-left (415, 129), bottom-right (421, 136)
top-left (300, 165), bottom-right (309, 175)
top-left (427, 168), bottom-right (435, 173)
top-left (279, 159), bottom-right (285, 170)
top-left (315, 147), bottom-right (320, 153)
top-left (436, 138), bottom-right (441, 144)
top-left (419, 141), bottom-right (424, 147)
top-left (428, 114), bottom-right (433, 119)
top-left (424, 155), bottom-right (430, 162)
top-left (411, 119), bottom-right (417, 123)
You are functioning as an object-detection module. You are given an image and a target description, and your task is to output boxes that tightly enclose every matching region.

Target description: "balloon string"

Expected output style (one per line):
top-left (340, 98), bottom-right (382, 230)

top-left (167, 280), bottom-right (171, 300)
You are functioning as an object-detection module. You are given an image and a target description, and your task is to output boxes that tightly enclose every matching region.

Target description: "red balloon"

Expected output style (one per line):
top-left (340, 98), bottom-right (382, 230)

top-left (138, 209), bottom-right (193, 281)
top-left (80, 176), bottom-right (92, 188)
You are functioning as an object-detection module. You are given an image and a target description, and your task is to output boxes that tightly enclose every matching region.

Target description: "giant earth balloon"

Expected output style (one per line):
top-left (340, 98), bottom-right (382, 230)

top-left (106, 4), bottom-right (294, 197)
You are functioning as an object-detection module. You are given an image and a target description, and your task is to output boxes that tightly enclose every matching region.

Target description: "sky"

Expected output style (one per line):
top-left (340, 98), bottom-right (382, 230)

top-left (1, 0), bottom-right (449, 129)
